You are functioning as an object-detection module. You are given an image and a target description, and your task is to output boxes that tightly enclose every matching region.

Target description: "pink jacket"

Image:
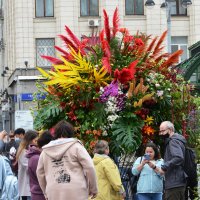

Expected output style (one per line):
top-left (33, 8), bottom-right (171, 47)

top-left (36, 138), bottom-right (98, 200)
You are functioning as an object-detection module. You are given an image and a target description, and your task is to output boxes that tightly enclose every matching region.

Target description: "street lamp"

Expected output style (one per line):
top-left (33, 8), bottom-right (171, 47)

top-left (145, 0), bottom-right (192, 53)
top-left (145, 0), bottom-right (155, 7)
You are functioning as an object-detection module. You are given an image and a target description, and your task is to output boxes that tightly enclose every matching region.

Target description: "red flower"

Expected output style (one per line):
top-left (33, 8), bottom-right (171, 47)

top-left (134, 38), bottom-right (144, 46)
top-left (124, 35), bottom-right (134, 43)
top-left (135, 108), bottom-right (149, 119)
top-left (67, 111), bottom-right (77, 121)
top-left (114, 60), bottom-right (138, 84)
top-left (60, 102), bottom-right (66, 109)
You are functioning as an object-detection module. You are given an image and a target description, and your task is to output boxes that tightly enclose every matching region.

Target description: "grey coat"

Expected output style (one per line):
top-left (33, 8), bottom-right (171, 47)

top-left (161, 133), bottom-right (187, 190)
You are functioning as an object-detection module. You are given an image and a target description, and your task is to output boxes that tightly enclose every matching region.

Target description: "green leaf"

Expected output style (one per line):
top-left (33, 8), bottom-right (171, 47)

top-left (110, 113), bottom-right (144, 156)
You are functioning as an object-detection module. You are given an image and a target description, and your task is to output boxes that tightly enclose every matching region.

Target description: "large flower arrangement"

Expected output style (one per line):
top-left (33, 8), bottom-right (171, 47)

top-left (34, 8), bottom-right (197, 155)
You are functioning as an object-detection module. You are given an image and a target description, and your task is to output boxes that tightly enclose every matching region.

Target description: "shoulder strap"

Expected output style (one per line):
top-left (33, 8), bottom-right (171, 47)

top-left (137, 156), bottom-right (143, 178)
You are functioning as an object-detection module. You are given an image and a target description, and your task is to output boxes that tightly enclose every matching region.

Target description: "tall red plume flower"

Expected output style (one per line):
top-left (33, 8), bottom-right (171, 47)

top-left (103, 9), bottom-right (111, 42)
top-left (41, 55), bottom-right (64, 65)
top-left (112, 7), bottom-right (119, 37)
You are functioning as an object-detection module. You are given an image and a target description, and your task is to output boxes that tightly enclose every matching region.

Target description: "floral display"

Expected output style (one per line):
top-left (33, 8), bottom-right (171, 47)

top-left (34, 8), bottom-right (197, 155)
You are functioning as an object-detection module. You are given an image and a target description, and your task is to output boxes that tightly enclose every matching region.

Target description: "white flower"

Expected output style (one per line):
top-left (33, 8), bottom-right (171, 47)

top-left (102, 130), bottom-right (108, 136)
top-left (155, 83), bottom-right (160, 87)
top-left (107, 114), bottom-right (119, 122)
top-left (157, 90), bottom-right (164, 97)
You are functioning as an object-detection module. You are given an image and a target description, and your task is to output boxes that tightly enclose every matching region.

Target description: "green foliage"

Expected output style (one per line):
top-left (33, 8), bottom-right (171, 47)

top-left (34, 98), bottom-right (64, 130)
top-left (110, 113), bottom-right (144, 156)
top-left (77, 102), bottom-right (107, 133)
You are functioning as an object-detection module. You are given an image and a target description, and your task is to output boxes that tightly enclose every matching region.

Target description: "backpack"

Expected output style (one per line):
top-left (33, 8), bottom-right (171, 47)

top-left (183, 147), bottom-right (197, 180)
top-left (171, 138), bottom-right (197, 180)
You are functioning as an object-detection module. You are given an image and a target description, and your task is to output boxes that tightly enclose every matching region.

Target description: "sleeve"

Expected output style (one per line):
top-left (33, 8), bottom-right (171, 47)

top-left (155, 159), bottom-right (164, 178)
top-left (162, 140), bottom-right (185, 171)
top-left (29, 155), bottom-right (39, 177)
top-left (0, 156), bottom-right (6, 190)
top-left (19, 150), bottom-right (28, 167)
top-left (76, 144), bottom-right (98, 195)
top-left (103, 158), bottom-right (124, 193)
top-left (36, 152), bottom-right (47, 198)
top-left (132, 157), bottom-right (142, 175)
top-left (0, 140), bottom-right (5, 153)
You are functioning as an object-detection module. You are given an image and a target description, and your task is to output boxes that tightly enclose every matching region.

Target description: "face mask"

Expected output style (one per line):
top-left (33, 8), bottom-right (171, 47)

top-left (160, 133), bottom-right (169, 140)
top-left (15, 137), bottom-right (21, 142)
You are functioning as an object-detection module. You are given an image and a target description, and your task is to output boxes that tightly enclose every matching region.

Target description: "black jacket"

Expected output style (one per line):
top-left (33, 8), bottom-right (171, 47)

top-left (161, 133), bottom-right (187, 190)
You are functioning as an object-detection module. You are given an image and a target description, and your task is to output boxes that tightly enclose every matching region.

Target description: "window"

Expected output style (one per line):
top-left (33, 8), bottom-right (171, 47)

top-left (35, 0), bottom-right (54, 17)
top-left (125, 0), bottom-right (144, 15)
top-left (169, 0), bottom-right (187, 16)
top-left (190, 66), bottom-right (200, 84)
top-left (171, 36), bottom-right (188, 63)
top-left (36, 39), bottom-right (55, 67)
top-left (80, 0), bottom-right (99, 16)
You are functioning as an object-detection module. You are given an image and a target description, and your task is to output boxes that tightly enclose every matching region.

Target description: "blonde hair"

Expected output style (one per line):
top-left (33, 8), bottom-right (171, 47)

top-left (16, 130), bottom-right (38, 160)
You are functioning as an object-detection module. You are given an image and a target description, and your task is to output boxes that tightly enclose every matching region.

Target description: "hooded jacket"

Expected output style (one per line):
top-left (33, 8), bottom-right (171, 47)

top-left (26, 145), bottom-right (45, 200)
top-left (91, 154), bottom-right (124, 200)
top-left (36, 138), bottom-right (97, 200)
top-left (0, 155), bottom-right (19, 200)
top-left (161, 133), bottom-right (187, 189)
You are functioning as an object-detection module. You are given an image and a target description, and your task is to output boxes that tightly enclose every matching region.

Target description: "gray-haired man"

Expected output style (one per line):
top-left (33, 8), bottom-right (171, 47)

top-left (159, 121), bottom-right (187, 200)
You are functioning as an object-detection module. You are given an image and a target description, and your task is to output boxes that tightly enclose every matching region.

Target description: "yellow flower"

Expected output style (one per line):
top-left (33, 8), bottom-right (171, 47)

top-left (37, 49), bottom-right (109, 90)
top-left (144, 116), bottom-right (154, 125)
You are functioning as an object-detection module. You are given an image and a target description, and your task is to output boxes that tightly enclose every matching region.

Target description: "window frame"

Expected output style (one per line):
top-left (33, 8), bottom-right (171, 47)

top-left (36, 38), bottom-right (55, 67)
top-left (171, 36), bottom-right (188, 63)
top-left (80, 0), bottom-right (99, 17)
top-left (125, 0), bottom-right (144, 16)
top-left (170, 0), bottom-right (187, 16)
top-left (35, 0), bottom-right (54, 18)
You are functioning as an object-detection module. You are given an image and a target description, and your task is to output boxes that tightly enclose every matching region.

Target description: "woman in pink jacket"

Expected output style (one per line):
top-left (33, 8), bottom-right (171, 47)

top-left (36, 120), bottom-right (98, 200)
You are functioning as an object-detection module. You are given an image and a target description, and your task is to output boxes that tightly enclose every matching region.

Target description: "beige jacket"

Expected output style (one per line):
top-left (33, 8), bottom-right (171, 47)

top-left (36, 138), bottom-right (98, 200)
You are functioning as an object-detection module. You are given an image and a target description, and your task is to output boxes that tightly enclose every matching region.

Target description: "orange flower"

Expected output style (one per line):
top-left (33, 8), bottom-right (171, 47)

top-left (142, 125), bottom-right (155, 136)
top-left (90, 141), bottom-right (97, 148)
top-left (85, 130), bottom-right (91, 135)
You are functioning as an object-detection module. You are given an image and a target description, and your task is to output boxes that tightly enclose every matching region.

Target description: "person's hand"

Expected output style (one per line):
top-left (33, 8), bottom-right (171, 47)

top-left (121, 191), bottom-right (126, 199)
top-left (90, 193), bottom-right (97, 199)
top-left (0, 130), bottom-right (7, 140)
top-left (159, 168), bottom-right (165, 175)
top-left (148, 161), bottom-right (155, 169)
top-left (141, 159), bottom-right (149, 166)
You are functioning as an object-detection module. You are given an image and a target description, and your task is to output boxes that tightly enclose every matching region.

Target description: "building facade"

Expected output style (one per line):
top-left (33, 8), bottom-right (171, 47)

top-left (0, 0), bottom-right (200, 131)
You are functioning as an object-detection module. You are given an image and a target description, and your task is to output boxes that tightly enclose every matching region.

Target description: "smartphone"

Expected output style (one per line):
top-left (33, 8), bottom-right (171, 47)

top-left (144, 154), bottom-right (150, 160)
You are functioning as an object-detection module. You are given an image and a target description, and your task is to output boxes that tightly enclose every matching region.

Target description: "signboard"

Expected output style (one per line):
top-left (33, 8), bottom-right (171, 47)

top-left (21, 93), bottom-right (46, 101)
top-left (15, 110), bottom-right (33, 131)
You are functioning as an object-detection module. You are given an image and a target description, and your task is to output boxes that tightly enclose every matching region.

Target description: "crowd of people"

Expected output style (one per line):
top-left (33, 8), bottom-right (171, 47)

top-left (0, 120), bottom-right (198, 200)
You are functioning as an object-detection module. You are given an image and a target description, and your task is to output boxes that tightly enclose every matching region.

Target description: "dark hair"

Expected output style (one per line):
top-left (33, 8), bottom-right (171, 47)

top-left (37, 130), bottom-right (53, 148)
top-left (94, 140), bottom-right (109, 154)
top-left (145, 142), bottom-right (161, 160)
top-left (54, 120), bottom-right (74, 139)
top-left (14, 128), bottom-right (25, 135)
